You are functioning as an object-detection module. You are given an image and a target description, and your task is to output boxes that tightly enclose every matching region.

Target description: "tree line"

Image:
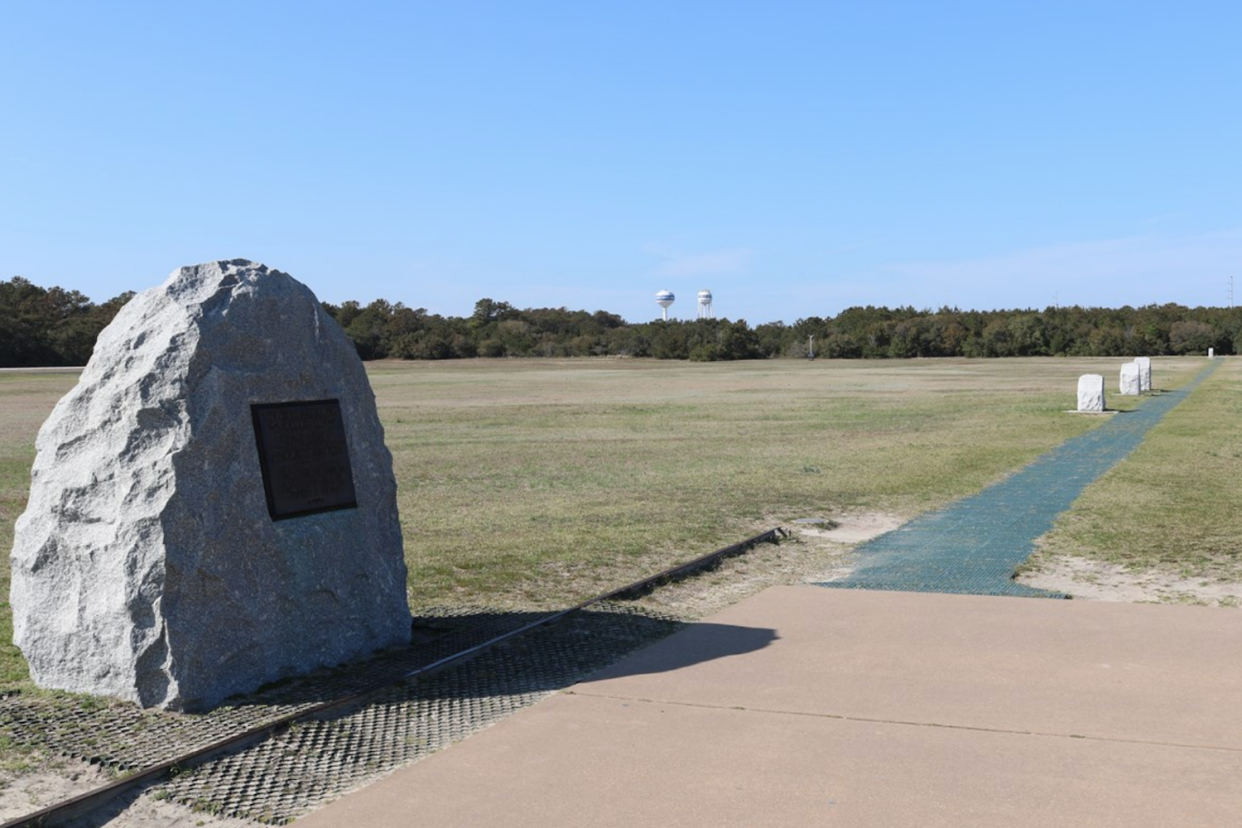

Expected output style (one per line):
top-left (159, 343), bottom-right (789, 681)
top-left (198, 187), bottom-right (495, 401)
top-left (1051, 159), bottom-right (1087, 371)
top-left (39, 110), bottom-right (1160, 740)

top-left (318, 298), bottom-right (1242, 361)
top-left (3, 276), bottom-right (1240, 367)
top-left (0, 277), bottom-right (134, 367)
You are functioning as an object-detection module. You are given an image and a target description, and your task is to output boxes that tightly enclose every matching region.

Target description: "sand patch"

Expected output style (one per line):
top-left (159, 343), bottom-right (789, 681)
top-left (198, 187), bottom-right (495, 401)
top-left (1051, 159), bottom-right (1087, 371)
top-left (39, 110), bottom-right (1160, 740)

top-left (795, 512), bottom-right (904, 545)
top-left (789, 511), bottom-right (905, 584)
top-left (0, 762), bottom-right (112, 822)
top-left (1017, 556), bottom-right (1242, 607)
top-left (0, 757), bottom-right (260, 828)
top-left (631, 512), bottom-right (904, 620)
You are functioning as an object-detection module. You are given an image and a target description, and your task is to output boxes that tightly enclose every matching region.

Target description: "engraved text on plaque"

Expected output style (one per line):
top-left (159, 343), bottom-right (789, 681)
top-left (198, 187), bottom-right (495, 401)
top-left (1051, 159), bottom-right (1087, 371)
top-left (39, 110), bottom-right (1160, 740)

top-left (251, 399), bottom-right (359, 520)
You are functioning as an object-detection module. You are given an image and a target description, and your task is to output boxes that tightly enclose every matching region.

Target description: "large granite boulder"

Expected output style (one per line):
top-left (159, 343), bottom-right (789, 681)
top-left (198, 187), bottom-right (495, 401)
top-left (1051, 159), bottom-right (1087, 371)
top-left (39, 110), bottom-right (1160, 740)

top-left (1076, 374), bottom-right (1106, 412)
top-left (10, 260), bottom-right (411, 710)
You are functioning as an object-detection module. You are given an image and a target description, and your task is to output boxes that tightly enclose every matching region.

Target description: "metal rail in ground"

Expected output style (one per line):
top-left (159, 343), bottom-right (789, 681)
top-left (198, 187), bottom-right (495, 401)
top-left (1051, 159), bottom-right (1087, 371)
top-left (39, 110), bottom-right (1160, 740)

top-left (1, 529), bottom-right (783, 828)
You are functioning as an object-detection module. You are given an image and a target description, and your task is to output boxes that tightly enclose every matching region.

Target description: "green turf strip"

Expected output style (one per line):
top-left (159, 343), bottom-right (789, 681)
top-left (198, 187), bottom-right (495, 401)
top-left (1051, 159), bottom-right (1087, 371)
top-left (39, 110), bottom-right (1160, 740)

top-left (821, 362), bottom-right (1220, 597)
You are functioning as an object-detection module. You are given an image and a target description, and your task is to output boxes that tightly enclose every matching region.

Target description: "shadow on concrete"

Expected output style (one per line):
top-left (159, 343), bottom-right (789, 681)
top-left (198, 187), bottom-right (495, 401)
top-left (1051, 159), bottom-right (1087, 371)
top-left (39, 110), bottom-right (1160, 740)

top-left (0, 605), bottom-right (778, 827)
top-left (576, 620), bottom-right (779, 684)
top-left (209, 606), bottom-right (778, 709)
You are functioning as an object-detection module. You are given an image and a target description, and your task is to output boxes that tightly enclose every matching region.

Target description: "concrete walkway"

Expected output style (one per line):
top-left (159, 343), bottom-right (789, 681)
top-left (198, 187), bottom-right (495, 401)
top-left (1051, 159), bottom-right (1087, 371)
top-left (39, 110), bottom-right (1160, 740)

top-left (297, 586), bottom-right (1242, 827)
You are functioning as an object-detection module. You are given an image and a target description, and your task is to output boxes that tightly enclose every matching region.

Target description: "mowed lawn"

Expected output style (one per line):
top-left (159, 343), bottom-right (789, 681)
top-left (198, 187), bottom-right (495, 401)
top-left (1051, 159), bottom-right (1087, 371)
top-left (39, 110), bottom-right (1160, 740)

top-left (0, 356), bottom-right (1216, 690)
top-left (1028, 356), bottom-right (1242, 589)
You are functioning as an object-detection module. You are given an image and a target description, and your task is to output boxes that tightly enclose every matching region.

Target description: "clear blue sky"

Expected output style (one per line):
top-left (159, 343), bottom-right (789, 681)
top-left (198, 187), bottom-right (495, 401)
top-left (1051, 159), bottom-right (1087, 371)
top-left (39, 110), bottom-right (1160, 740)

top-left (3, 1), bottom-right (1239, 324)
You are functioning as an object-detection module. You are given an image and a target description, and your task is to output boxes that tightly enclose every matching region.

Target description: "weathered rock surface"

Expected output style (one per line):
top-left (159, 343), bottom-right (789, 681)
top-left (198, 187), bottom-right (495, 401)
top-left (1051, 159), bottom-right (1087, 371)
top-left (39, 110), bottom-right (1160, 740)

top-left (10, 260), bottom-right (410, 710)
top-left (1076, 374), bottom-right (1106, 412)
top-left (1134, 356), bottom-right (1152, 392)
top-left (1119, 362), bottom-right (1141, 396)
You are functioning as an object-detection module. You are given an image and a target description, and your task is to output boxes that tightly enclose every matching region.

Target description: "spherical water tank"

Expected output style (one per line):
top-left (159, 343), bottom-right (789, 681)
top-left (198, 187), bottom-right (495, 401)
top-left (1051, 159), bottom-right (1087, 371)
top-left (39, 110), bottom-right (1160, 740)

top-left (655, 290), bottom-right (675, 309)
top-left (697, 290), bottom-right (712, 306)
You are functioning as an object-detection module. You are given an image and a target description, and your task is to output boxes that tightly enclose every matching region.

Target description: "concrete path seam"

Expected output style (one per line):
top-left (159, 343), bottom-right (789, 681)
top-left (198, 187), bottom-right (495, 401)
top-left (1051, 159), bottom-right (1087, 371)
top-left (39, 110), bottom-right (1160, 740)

top-left (565, 692), bottom-right (1242, 752)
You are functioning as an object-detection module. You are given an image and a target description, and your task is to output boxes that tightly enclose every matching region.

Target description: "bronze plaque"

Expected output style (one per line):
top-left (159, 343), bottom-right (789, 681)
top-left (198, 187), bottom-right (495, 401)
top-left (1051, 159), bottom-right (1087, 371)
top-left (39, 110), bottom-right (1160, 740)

top-left (251, 399), bottom-right (358, 520)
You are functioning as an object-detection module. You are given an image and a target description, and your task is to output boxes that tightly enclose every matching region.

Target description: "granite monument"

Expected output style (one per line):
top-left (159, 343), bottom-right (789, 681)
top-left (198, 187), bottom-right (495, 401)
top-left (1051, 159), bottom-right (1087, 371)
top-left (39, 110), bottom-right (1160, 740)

top-left (10, 260), bottom-right (411, 710)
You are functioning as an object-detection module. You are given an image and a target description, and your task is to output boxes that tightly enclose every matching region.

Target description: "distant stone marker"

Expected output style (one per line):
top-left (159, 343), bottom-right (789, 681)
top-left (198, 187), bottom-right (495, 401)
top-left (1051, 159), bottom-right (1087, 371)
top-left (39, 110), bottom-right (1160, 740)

top-left (1134, 356), bottom-right (1152, 393)
top-left (1119, 361), bottom-right (1141, 396)
top-left (1209, 347), bottom-right (1215, 359)
top-left (1076, 374), bottom-right (1106, 412)
top-left (10, 260), bottom-right (411, 710)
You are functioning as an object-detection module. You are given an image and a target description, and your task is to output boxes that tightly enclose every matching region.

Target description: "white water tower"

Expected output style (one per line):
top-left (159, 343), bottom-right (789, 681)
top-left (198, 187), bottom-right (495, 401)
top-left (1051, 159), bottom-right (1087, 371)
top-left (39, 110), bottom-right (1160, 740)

top-left (697, 289), bottom-right (714, 319)
top-left (655, 289), bottom-right (675, 320)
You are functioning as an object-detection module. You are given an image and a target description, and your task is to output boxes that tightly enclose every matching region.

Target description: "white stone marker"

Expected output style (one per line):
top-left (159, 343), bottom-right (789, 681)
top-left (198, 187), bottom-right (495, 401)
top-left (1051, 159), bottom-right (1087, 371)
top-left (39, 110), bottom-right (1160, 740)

top-left (10, 261), bottom-right (411, 710)
top-left (1209, 347), bottom-right (1215, 358)
top-left (1077, 374), bottom-right (1106, 412)
top-left (1119, 361), bottom-right (1141, 395)
top-left (1134, 356), bottom-right (1152, 393)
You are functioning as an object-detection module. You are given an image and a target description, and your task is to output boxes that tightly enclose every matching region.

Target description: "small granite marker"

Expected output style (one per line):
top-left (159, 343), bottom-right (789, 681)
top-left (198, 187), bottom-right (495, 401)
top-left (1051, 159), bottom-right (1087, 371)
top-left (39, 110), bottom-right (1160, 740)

top-left (1119, 361), bottom-right (1141, 396)
top-left (1134, 356), bottom-right (1152, 393)
top-left (1076, 374), bottom-right (1106, 412)
top-left (10, 260), bottom-right (411, 710)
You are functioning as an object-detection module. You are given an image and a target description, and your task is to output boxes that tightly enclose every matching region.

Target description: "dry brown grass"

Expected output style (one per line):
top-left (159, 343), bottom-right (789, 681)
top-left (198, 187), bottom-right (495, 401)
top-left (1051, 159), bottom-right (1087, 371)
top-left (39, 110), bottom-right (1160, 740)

top-left (367, 356), bottom-right (1203, 610)
top-left (0, 356), bottom-right (1211, 690)
top-left (1023, 357), bottom-right (1242, 604)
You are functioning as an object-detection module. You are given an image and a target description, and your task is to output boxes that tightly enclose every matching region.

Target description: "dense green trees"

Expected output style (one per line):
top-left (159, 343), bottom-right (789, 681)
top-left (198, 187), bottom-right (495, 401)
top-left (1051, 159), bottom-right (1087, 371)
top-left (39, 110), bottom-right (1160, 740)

top-left (0, 277), bottom-right (132, 367)
top-left (772, 304), bottom-right (1242, 361)
top-left (315, 299), bottom-right (1242, 362)
top-left (4, 274), bottom-right (1242, 367)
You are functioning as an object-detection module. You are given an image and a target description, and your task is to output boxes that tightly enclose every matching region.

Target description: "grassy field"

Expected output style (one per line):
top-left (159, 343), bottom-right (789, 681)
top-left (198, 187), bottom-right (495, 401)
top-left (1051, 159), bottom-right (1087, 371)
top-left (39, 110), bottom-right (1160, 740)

top-left (0, 356), bottom-right (1215, 692)
top-left (1027, 356), bottom-right (1242, 591)
top-left (0, 372), bottom-right (82, 689)
top-left (373, 357), bottom-right (1181, 609)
